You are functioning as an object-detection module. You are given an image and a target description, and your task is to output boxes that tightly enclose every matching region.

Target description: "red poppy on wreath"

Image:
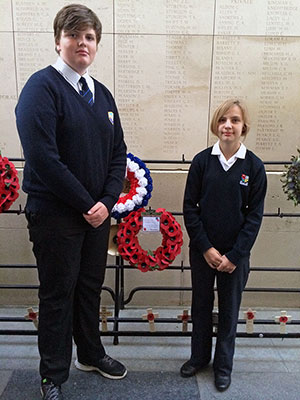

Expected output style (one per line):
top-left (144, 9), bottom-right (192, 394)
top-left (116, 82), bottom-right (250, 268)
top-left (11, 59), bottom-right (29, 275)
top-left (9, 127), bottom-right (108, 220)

top-left (161, 245), bottom-right (176, 262)
top-left (117, 207), bottom-right (183, 272)
top-left (0, 153), bottom-right (20, 213)
top-left (137, 262), bottom-right (150, 273)
top-left (165, 230), bottom-right (183, 247)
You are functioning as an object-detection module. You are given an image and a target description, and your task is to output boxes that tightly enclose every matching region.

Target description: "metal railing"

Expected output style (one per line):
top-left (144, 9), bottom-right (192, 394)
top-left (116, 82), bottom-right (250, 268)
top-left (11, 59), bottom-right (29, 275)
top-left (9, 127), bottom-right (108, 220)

top-left (0, 158), bottom-right (299, 342)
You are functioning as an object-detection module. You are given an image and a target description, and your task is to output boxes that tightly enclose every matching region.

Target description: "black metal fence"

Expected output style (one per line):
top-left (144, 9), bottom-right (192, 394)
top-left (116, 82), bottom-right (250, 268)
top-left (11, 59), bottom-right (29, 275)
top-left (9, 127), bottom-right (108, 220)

top-left (1, 158), bottom-right (299, 342)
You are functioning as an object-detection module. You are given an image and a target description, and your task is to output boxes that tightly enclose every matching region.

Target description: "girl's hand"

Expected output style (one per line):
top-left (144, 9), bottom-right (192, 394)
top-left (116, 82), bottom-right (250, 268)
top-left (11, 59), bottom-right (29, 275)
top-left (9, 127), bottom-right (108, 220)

top-left (203, 247), bottom-right (223, 269)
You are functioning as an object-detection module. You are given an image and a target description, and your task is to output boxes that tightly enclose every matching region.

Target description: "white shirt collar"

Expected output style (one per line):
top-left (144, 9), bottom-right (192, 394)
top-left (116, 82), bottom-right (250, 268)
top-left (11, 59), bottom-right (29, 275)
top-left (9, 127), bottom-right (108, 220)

top-left (52, 57), bottom-right (94, 96)
top-left (212, 141), bottom-right (246, 159)
top-left (211, 141), bottom-right (247, 171)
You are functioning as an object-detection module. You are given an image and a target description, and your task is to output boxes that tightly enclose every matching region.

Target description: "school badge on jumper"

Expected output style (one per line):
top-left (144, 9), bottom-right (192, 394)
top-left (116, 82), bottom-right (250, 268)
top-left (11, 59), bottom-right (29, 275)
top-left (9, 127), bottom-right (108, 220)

top-left (108, 111), bottom-right (114, 125)
top-left (240, 174), bottom-right (249, 186)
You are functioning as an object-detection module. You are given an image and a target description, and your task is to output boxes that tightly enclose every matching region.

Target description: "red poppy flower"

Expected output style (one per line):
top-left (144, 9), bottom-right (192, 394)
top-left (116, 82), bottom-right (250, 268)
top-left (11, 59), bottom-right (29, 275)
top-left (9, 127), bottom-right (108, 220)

top-left (129, 250), bottom-right (140, 264)
top-left (161, 246), bottom-right (176, 262)
top-left (29, 312), bottom-right (38, 320)
top-left (147, 254), bottom-right (158, 267)
top-left (279, 316), bottom-right (288, 323)
top-left (137, 261), bottom-right (150, 273)
top-left (147, 312), bottom-right (155, 321)
top-left (247, 312), bottom-right (255, 320)
top-left (181, 314), bottom-right (189, 322)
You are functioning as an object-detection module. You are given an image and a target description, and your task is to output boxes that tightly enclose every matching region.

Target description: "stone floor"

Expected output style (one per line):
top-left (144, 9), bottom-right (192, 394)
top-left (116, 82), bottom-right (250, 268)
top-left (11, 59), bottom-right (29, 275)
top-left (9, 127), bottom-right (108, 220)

top-left (0, 307), bottom-right (300, 399)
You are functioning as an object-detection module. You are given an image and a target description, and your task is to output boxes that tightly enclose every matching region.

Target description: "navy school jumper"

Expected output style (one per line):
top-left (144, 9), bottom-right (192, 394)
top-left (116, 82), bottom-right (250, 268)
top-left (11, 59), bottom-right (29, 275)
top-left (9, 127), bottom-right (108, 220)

top-left (16, 65), bottom-right (126, 217)
top-left (183, 147), bottom-right (267, 374)
top-left (15, 66), bottom-right (127, 384)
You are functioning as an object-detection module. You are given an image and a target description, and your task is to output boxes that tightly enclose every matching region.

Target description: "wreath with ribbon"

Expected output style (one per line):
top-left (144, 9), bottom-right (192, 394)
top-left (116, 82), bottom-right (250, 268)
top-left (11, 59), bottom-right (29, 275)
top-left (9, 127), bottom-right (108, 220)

top-left (112, 153), bottom-right (153, 220)
top-left (281, 148), bottom-right (300, 206)
top-left (0, 154), bottom-right (20, 213)
top-left (117, 207), bottom-right (183, 272)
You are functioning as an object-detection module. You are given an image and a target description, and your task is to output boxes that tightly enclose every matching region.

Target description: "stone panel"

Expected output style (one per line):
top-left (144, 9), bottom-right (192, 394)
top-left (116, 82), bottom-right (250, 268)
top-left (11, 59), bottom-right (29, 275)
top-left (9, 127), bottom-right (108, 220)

top-left (0, 0), bottom-right (299, 308)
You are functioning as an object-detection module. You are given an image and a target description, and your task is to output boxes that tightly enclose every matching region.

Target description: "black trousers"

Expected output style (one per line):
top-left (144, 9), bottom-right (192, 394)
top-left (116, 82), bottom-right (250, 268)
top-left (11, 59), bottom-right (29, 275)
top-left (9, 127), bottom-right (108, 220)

top-left (26, 212), bottom-right (110, 385)
top-left (190, 248), bottom-right (249, 376)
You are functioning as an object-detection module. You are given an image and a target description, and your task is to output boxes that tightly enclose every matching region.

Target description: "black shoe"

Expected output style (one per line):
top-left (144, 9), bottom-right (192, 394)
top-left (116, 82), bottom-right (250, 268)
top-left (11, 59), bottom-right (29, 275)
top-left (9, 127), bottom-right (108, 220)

top-left (40, 378), bottom-right (64, 399)
top-left (215, 374), bottom-right (231, 392)
top-left (75, 355), bottom-right (127, 379)
top-left (180, 359), bottom-right (209, 378)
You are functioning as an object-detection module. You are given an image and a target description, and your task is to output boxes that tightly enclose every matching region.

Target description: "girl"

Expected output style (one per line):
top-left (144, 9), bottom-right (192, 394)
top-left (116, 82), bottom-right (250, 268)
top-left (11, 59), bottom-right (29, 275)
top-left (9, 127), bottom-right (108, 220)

top-left (181, 99), bottom-right (267, 391)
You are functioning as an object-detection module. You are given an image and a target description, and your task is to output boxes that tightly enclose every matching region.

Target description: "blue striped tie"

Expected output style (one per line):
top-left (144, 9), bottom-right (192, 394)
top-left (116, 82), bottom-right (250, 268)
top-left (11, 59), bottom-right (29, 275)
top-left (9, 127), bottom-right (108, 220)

top-left (79, 77), bottom-right (93, 106)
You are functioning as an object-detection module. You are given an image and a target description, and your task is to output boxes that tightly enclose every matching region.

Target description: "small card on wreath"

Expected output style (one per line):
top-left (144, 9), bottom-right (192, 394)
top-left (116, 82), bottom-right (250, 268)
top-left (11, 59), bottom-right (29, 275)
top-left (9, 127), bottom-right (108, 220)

top-left (142, 216), bottom-right (160, 232)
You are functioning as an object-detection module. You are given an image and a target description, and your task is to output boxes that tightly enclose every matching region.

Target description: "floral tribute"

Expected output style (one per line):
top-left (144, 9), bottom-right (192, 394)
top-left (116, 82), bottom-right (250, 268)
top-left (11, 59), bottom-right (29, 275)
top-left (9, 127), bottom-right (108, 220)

top-left (279, 315), bottom-right (288, 324)
top-left (24, 307), bottom-right (39, 329)
top-left (281, 148), bottom-right (300, 206)
top-left (246, 310), bottom-right (255, 320)
top-left (0, 153), bottom-right (20, 213)
top-left (112, 153), bottom-right (153, 220)
top-left (117, 207), bottom-right (183, 272)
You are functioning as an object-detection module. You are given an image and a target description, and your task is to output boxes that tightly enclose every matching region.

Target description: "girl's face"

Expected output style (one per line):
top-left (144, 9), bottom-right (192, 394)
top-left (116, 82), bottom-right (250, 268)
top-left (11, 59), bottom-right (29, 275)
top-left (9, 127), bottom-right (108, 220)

top-left (56, 28), bottom-right (98, 75)
top-left (217, 105), bottom-right (244, 148)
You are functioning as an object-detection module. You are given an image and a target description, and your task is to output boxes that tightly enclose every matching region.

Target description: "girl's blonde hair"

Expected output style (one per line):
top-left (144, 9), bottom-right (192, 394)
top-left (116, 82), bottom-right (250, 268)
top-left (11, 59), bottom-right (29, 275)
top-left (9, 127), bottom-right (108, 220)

top-left (210, 99), bottom-right (250, 137)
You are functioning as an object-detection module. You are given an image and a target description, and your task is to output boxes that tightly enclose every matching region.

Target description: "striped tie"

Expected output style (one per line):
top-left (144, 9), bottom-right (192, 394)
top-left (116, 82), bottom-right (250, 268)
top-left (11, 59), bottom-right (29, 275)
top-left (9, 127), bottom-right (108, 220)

top-left (79, 77), bottom-right (93, 106)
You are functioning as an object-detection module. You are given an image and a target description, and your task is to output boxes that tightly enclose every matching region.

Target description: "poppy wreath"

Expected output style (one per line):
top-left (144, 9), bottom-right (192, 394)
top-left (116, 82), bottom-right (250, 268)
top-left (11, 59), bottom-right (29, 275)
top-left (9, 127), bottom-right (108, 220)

top-left (281, 148), bottom-right (300, 206)
top-left (0, 154), bottom-right (20, 213)
top-left (117, 207), bottom-right (183, 272)
top-left (111, 153), bottom-right (153, 220)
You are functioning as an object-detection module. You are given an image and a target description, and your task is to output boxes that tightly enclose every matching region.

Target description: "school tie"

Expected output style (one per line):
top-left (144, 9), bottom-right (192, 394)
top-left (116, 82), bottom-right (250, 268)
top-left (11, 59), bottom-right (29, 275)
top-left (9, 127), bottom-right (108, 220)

top-left (79, 77), bottom-right (93, 106)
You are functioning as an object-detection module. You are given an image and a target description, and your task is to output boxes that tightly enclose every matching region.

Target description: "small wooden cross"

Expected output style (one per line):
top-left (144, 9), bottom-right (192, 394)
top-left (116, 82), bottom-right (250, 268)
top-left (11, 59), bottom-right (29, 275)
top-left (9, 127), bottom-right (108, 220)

top-left (142, 308), bottom-right (159, 332)
top-left (99, 306), bottom-right (113, 332)
top-left (24, 307), bottom-right (39, 329)
top-left (275, 310), bottom-right (292, 334)
top-left (177, 309), bottom-right (190, 332)
top-left (244, 308), bottom-right (256, 334)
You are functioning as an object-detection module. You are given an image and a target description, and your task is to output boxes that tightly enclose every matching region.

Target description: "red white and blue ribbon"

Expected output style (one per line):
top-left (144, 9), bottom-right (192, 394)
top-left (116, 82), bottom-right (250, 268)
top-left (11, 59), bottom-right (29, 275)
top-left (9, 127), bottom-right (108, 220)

top-left (112, 153), bottom-right (153, 220)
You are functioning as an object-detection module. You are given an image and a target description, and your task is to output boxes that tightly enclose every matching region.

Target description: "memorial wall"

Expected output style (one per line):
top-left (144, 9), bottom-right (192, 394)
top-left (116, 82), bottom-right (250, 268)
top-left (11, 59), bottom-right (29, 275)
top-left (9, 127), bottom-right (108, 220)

top-left (0, 0), bottom-right (299, 307)
top-left (1, 0), bottom-right (300, 161)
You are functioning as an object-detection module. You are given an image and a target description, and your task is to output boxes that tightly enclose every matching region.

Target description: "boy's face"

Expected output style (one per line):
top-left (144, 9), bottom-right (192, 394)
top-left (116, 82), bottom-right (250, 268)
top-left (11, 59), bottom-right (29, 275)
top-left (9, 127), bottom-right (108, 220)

top-left (56, 27), bottom-right (97, 75)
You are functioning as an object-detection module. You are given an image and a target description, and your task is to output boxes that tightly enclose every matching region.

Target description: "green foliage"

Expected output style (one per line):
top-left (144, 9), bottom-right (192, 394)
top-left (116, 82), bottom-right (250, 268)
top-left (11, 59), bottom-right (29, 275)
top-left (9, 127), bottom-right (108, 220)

top-left (281, 148), bottom-right (300, 206)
